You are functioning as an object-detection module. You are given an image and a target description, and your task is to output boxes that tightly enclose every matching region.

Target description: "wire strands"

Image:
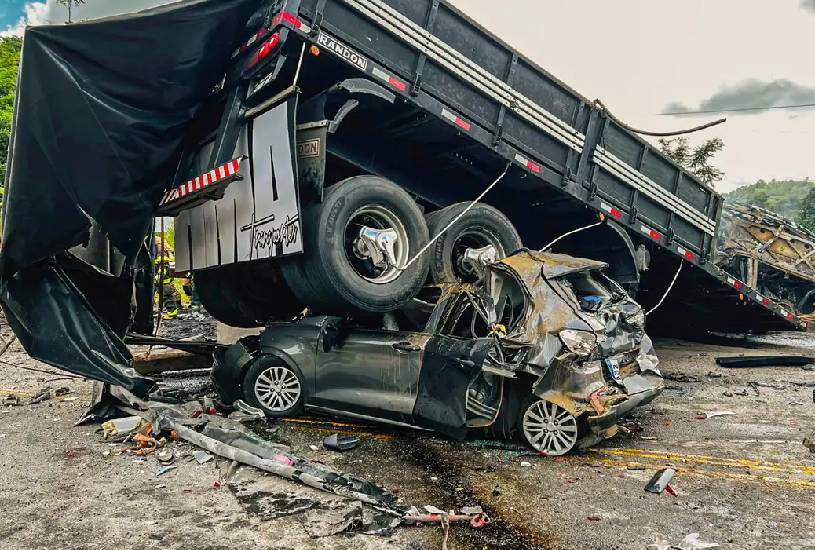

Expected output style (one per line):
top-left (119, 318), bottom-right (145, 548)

top-left (397, 163), bottom-right (510, 272)
top-left (594, 99), bottom-right (726, 137)
top-left (644, 260), bottom-right (684, 317)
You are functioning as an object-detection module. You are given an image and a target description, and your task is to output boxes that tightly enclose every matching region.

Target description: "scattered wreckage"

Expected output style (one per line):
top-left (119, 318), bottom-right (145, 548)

top-left (213, 250), bottom-right (663, 455)
top-left (717, 202), bottom-right (815, 321)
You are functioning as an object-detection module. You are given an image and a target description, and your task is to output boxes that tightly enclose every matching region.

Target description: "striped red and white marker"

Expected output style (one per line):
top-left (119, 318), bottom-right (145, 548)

top-left (159, 157), bottom-right (245, 207)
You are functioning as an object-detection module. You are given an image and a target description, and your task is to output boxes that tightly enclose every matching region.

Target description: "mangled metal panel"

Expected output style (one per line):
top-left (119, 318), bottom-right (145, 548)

top-left (718, 203), bottom-right (815, 285)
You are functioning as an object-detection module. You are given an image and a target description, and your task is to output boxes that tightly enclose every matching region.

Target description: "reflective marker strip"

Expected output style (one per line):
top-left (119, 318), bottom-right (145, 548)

top-left (514, 154), bottom-right (541, 173)
top-left (641, 224), bottom-right (661, 241)
top-left (726, 277), bottom-right (744, 290)
top-left (441, 108), bottom-right (471, 131)
top-left (677, 246), bottom-right (695, 261)
top-left (600, 202), bottom-right (622, 219)
top-left (160, 157), bottom-right (245, 206)
top-left (758, 295), bottom-right (771, 306)
top-left (371, 67), bottom-right (407, 92)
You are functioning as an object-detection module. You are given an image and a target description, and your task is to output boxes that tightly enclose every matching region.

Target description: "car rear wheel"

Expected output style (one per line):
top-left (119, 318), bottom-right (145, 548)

top-left (243, 357), bottom-right (305, 418)
top-left (282, 176), bottom-right (430, 314)
top-left (519, 398), bottom-right (579, 455)
top-left (425, 203), bottom-right (522, 284)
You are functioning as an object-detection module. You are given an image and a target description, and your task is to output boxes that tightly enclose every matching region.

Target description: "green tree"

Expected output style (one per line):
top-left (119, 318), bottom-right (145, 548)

top-left (0, 37), bottom-right (22, 187)
top-left (798, 187), bottom-right (815, 232)
top-left (659, 136), bottom-right (725, 186)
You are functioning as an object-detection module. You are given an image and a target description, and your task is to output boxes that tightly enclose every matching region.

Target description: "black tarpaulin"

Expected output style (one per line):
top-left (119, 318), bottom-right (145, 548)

top-left (0, 0), bottom-right (263, 393)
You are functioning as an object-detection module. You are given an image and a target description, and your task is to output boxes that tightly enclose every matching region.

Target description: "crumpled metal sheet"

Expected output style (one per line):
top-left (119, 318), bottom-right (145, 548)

top-left (718, 202), bottom-right (815, 285)
top-left (483, 250), bottom-right (657, 376)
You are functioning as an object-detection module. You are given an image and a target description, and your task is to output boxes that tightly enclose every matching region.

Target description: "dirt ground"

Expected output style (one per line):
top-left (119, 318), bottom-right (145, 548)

top-left (1, 331), bottom-right (814, 549)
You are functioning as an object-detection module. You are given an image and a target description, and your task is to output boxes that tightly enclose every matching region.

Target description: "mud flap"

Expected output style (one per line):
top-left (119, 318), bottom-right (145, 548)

top-left (411, 337), bottom-right (497, 439)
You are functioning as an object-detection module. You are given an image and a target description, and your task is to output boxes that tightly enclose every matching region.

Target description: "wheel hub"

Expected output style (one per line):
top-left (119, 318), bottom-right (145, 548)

top-left (254, 365), bottom-right (302, 413)
top-left (522, 400), bottom-right (579, 455)
top-left (345, 205), bottom-right (410, 285)
top-left (354, 226), bottom-right (399, 270)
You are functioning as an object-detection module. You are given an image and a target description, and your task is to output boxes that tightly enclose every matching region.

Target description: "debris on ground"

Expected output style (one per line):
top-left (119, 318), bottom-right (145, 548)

top-left (648, 532), bottom-right (720, 549)
top-left (2, 394), bottom-right (22, 407)
top-left (697, 410), bottom-right (736, 420)
top-left (804, 434), bottom-right (815, 453)
top-left (157, 448), bottom-right (176, 464)
top-left (30, 386), bottom-right (71, 405)
top-left (192, 450), bottom-right (214, 464)
top-left (101, 416), bottom-right (147, 441)
top-left (715, 355), bottom-right (814, 368)
top-left (227, 400), bottom-right (266, 422)
top-left (662, 373), bottom-right (700, 383)
top-left (156, 465), bottom-right (177, 477)
top-left (644, 468), bottom-right (676, 494)
top-left (322, 433), bottom-right (361, 452)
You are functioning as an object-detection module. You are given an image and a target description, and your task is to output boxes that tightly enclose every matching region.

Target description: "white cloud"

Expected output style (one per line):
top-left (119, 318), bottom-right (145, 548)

top-left (1, 2), bottom-right (50, 37)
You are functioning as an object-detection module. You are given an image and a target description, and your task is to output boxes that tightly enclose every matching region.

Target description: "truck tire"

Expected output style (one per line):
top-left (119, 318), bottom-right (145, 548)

top-left (194, 261), bottom-right (304, 328)
top-left (283, 176), bottom-right (430, 314)
top-left (425, 203), bottom-right (522, 283)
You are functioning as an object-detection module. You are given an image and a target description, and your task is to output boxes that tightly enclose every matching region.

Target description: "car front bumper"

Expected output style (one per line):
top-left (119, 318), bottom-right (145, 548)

top-left (586, 378), bottom-right (664, 432)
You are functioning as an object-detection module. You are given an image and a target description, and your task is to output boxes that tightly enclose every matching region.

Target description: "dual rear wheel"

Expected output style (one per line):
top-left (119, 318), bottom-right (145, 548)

top-left (197, 176), bottom-right (523, 324)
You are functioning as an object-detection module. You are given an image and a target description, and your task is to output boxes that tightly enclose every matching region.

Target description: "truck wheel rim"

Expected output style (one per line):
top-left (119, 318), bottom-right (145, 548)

top-left (254, 366), bottom-right (301, 412)
top-left (453, 228), bottom-right (503, 281)
top-left (522, 400), bottom-right (578, 455)
top-left (346, 205), bottom-right (409, 284)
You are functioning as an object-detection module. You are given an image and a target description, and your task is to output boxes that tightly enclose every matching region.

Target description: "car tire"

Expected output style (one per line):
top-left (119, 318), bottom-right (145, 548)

top-left (283, 176), bottom-right (430, 314)
top-left (425, 203), bottom-right (522, 284)
top-left (518, 396), bottom-right (580, 455)
top-left (242, 356), bottom-right (305, 418)
top-left (194, 261), bottom-right (304, 328)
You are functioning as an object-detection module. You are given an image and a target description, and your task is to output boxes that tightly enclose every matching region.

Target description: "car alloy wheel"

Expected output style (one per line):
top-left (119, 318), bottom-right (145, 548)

top-left (522, 399), bottom-right (578, 455)
top-left (253, 365), bottom-right (302, 413)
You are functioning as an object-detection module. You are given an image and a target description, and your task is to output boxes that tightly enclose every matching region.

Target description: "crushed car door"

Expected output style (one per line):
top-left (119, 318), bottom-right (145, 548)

top-left (411, 336), bottom-right (502, 440)
top-left (314, 328), bottom-right (429, 424)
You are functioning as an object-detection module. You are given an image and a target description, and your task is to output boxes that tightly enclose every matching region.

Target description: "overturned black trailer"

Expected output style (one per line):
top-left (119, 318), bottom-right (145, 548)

top-left (166, 0), bottom-right (801, 334)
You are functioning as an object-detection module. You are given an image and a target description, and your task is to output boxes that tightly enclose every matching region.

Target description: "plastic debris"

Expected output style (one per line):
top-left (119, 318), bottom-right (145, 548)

top-left (192, 450), bottom-right (214, 464)
top-left (702, 410), bottom-right (735, 419)
top-left (648, 532), bottom-right (719, 550)
top-left (101, 416), bottom-right (146, 440)
top-left (323, 433), bottom-right (361, 452)
top-left (2, 393), bottom-right (22, 407)
top-left (520, 461), bottom-right (532, 467)
top-left (644, 468), bottom-right (676, 494)
top-left (227, 399), bottom-right (266, 422)
top-left (156, 465), bottom-right (177, 477)
top-left (156, 448), bottom-right (176, 464)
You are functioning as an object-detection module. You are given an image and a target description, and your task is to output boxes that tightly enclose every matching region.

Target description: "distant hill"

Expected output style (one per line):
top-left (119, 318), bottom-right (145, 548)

top-left (726, 179), bottom-right (814, 221)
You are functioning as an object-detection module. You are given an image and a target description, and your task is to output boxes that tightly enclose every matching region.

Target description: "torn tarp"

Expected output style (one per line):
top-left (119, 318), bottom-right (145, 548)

top-left (0, 0), bottom-right (262, 389)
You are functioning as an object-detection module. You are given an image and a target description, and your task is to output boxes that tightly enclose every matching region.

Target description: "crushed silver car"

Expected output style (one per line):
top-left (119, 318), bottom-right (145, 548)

top-left (213, 250), bottom-right (663, 455)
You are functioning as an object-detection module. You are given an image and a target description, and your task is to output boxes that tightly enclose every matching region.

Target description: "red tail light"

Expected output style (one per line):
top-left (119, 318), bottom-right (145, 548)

top-left (246, 32), bottom-right (281, 71)
top-left (258, 33), bottom-right (281, 59)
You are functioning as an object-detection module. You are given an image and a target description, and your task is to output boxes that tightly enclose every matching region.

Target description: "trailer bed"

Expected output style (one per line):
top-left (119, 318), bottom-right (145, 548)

top-left (253, 0), bottom-right (803, 331)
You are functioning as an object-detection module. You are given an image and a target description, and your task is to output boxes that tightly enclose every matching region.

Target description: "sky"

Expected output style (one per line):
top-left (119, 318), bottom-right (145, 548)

top-left (2, 0), bottom-right (813, 192)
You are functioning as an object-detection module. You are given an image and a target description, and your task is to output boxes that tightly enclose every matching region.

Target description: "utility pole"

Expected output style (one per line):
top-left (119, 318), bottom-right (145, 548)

top-left (57, 0), bottom-right (86, 24)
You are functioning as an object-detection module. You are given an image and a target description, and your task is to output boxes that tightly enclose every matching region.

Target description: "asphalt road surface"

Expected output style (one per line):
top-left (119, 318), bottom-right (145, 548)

top-left (1, 333), bottom-right (814, 549)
